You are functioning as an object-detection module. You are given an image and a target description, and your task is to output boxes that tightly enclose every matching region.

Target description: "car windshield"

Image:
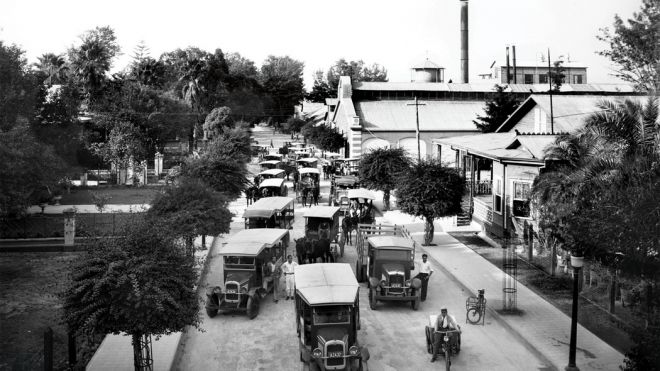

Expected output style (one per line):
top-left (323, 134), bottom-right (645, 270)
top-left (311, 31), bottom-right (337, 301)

top-left (313, 305), bottom-right (350, 324)
top-left (224, 256), bottom-right (255, 266)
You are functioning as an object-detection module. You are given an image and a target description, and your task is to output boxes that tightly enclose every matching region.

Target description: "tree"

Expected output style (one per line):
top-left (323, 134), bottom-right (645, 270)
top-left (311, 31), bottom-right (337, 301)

top-left (360, 147), bottom-right (412, 211)
top-left (68, 26), bottom-right (121, 103)
top-left (326, 59), bottom-right (388, 94)
top-left (283, 117), bottom-right (306, 134)
top-left (0, 42), bottom-right (40, 131)
top-left (259, 55), bottom-right (305, 120)
top-left (598, 0), bottom-right (660, 92)
top-left (305, 70), bottom-right (333, 103)
top-left (473, 84), bottom-right (521, 133)
top-left (549, 60), bottom-right (566, 92)
top-left (226, 52), bottom-right (258, 80)
top-left (395, 160), bottom-right (465, 245)
top-left (34, 53), bottom-right (69, 86)
top-left (89, 121), bottom-right (146, 184)
top-left (62, 217), bottom-right (200, 371)
top-left (203, 106), bottom-right (233, 138)
top-left (147, 179), bottom-right (233, 256)
top-left (202, 122), bottom-right (252, 164)
top-left (0, 128), bottom-right (66, 217)
top-left (301, 122), bottom-right (346, 152)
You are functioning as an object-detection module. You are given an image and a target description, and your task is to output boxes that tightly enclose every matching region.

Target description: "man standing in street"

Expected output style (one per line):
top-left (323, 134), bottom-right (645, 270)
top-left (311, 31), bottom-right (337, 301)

top-left (263, 256), bottom-right (281, 303)
top-left (282, 255), bottom-right (298, 300)
top-left (415, 254), bottom-right (433, 301)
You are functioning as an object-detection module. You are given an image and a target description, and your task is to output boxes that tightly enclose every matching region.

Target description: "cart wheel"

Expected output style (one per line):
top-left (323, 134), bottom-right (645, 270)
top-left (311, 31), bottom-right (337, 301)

top-left (466, 307), bottom-right (481, 324)
top-left (355, 261), bottom-right (362, 282)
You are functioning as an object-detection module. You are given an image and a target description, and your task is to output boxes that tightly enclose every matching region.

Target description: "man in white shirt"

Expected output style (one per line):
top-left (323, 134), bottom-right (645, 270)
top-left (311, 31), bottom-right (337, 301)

top-left (281, 255), bottom-right (298, 300)
top-left (415, 254), bottom-right (434, 301)
top-left (431, 308), bottom-right (462, 362)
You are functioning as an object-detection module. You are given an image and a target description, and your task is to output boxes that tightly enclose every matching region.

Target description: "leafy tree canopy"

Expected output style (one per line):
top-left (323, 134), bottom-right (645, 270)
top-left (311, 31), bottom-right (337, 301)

top-left (62, 216), bottom-right (201, 337)
top-left (259, 55), bottom-right (305, 120)
top-left (203, 106), bottom-right (234, 138)
top-left (305, 70), bottom-right (333, 103)
top-left (0, 41), bottom-right (40, 131)
top-left (360, 147), bottom-right (411, 210)
top-left (473, 84), bottom-right (521, 133)
top-left (326, 59), bottom-right (388, 94)
top-left (598, 0), bottom-right (660, 92)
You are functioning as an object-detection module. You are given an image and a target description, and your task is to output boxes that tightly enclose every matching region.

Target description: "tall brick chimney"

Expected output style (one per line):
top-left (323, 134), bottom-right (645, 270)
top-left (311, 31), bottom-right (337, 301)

top-left (460, 0), bottom-right (469, 83)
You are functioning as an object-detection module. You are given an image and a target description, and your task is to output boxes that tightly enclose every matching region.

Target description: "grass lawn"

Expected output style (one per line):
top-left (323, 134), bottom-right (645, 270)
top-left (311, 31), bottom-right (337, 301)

top-left (58, 186), bottom-right (163, 205)
top-left (0, 252), bottom-right (98, 371)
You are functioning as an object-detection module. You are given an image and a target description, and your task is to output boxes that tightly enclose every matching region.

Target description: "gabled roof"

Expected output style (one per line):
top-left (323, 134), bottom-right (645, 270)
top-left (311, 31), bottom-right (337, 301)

top-left (434, 132), bottom-right (553, 163)
top-left (355, 100), bottom-right (484, 132)
top-left (295, 263), bottom-right (359, 306)
top-left (411, 59), bottom-right (444, 69)
top-left (304, 206), bottom-right (341, 219)
top-left (497, 94), bottom-right (646, 133)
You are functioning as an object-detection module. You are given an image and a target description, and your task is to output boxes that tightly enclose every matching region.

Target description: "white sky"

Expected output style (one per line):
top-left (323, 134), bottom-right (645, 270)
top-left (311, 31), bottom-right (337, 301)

top-left (0, 0), bottom-right (643, 90)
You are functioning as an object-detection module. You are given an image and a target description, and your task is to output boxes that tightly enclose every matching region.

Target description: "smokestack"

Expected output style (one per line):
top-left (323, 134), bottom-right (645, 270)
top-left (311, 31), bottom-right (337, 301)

top-left (460, 0), bottom-right (469, 83)
top-left (512, 45), bottom-right (517, 84)
top-left (506, 46), bottom-right (511, 84)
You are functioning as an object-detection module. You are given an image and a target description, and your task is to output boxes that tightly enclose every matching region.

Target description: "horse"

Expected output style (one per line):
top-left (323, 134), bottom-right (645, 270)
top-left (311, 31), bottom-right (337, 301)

top-left (316, 238), bottom-right (333, 262)
top-left (301, 188), bottom-right (309, 207)
top-left (312, 187), bottom-right (320, 206)
top-left (342, 215), bottom-right (356, 245)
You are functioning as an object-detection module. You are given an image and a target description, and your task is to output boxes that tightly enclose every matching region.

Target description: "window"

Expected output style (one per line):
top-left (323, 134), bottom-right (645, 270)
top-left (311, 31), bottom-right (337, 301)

top-left (573, 75), bottom-right (583, 84)
top-left (539, 74), bottom-right (548, 84)
top-left (512, 181), bottom-right (532, 217)
top-left (524, 74), bottom-right (534, 84)
top-left (494, 178), bottom-right (503, 214)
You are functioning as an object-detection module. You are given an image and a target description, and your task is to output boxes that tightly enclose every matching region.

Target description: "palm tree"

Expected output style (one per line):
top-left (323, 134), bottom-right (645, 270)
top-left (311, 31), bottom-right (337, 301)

top-left (35, 53), bottom-right (68, 86)
top-left (179, 59), bottom-right (207, 152)
top-left (532, 97), bottom-right (660, 269)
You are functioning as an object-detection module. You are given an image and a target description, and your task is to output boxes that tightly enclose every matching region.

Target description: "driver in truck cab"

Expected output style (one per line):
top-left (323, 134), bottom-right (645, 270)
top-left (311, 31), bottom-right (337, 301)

top-left (431, 308), bottom-right (461, 362)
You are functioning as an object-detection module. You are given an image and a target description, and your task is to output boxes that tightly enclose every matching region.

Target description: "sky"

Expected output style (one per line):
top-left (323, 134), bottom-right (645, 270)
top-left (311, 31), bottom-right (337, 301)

top-left (0, 0), bottom-right (643, 90)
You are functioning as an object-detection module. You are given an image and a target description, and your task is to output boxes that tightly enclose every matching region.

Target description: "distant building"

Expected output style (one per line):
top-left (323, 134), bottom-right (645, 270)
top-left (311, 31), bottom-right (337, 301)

top-left (410, 59), bottom-right (445, 83)
top-left (478, 59), bottom-right (587, 85)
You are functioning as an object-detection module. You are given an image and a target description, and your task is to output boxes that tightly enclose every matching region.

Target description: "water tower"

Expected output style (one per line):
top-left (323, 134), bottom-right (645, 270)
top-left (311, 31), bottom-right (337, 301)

top-left (410, 59), bottom-right (445, 83)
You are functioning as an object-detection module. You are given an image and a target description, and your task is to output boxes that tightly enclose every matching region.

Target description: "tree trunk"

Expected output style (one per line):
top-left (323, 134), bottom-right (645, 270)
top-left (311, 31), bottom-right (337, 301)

top-left (383, 190), bottom-right (390, 211)
top-left (186, 236), bottom-right (195, 259)
top-left (424, 217), bottom-right (434, 246)
top-left (131, 333), bottom-right (153, 371)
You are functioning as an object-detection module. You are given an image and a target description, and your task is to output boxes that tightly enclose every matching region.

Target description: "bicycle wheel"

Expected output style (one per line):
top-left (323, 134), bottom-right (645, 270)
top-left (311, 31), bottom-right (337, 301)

top-left (466, 307), bottom-right (482, 324)
top-left (445, 347), bottom-right (451, 371)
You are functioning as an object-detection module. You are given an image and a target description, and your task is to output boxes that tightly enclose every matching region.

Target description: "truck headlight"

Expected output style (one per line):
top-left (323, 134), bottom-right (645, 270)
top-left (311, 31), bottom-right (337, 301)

top-left (312, 348), bottom-right (322, 358)
top-left (348, 346), bottom-right (359, 356)
top-left (380, 279), bottom-right (386, 287)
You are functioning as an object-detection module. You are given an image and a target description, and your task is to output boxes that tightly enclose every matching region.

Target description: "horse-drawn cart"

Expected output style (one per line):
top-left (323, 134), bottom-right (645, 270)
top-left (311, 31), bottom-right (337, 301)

top-left (295, 206), bottom-right (341, 263)
top-left (296, 167), bottom-right (320, 206)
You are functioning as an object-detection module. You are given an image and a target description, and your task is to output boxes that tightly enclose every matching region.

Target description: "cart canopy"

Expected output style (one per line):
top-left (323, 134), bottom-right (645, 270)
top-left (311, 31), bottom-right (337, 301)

top-left (299, 167), bottom-right (320, 175)
top-left (259, 178), bottom-right (285, 188)
top-left (258, 169), bottom-right (286, 177)
top-left (347, 188), bottom-right (376, 200)
top-left (295, 263), bottom-right (359, 306)
top-left (304, 206), bottom-right (341, 219)
top-left (259, 160), bottom-right (282, 166)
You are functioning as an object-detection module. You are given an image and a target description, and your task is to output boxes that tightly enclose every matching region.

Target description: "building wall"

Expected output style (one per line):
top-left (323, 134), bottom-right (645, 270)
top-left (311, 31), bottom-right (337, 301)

top-left (510, 108), bottom-right (537, 133)
top-left (498, 66), bottom-right (587, 85)
top-left (361, 131), bottom-right (477, 160)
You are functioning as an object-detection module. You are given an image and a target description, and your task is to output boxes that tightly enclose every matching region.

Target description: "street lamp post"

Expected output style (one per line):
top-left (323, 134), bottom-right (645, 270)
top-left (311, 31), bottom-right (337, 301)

top-left (566, 254), bottom-right (584, 371)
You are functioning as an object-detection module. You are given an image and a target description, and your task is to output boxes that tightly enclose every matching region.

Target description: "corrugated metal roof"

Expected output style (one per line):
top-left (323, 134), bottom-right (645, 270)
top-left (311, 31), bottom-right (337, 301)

top-left (505, 136), bottom-right (558, 159)
top-left (295, 263), bottom-right (358, 306)
top-left (353, 81), bottom-right (635, 93)
top-left (434, 132), bottom-right (546, 162)
top-left (356, 100), bottom-right (484, 132)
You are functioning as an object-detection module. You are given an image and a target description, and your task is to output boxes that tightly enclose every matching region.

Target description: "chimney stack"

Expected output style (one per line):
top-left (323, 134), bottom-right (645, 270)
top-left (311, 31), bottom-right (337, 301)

top-left (460, 0), bottom-right (469, 83)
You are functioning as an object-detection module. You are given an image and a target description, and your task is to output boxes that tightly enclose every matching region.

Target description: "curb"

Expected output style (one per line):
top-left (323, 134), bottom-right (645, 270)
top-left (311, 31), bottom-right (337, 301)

top-left (416, 238), bottom-right (558, 371)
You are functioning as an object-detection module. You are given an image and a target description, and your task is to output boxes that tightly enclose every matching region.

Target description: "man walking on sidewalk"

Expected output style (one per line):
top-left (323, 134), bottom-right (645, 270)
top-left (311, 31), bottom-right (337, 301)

top-left (415, 254), bottom-right (433, 301)
top-left (282, 255), bottom-right (298, 300)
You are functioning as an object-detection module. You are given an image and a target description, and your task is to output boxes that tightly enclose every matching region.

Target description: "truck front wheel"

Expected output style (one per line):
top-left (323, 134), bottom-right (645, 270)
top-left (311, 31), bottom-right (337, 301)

top-left (247, 296), bottom-right (260, 319)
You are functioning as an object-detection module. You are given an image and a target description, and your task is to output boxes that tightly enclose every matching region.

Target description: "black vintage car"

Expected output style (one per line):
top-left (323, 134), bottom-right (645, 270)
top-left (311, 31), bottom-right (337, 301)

top-left (295, 263), bottom-right (370, 371)
top-left (205, 228), bottom-right (289, 319)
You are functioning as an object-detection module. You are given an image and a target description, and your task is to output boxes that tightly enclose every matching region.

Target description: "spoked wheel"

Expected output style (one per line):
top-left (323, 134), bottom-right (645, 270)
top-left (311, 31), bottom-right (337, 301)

top-left (445, 348), bottom-right (451, 371)
top-left (369, 289), bottom-right (377, 310)
top-left (466, 307), bottom-right (482, 324)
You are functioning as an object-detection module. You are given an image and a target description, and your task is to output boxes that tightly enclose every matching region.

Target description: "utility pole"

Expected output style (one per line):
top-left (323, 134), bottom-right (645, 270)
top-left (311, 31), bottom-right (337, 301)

top-left (407, 97), bottom-right (426, 162)
top-left (548, 48), bottom-right (555, 134)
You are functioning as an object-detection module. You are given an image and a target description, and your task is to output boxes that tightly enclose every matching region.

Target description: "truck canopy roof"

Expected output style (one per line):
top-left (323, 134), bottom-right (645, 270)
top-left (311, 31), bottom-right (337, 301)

top-left (347, 188), bottom-right (375, 200)
top-left (298, 167), bottom-right (320, 175)
top-left (258, 169), bottom-right (285, 176)
top-left (218, 228), bottom-right (288, 256)
top-left (242, 197), bottom-right (294, 218)
top-left (295, 263), bottom-right (359, 305)
top-left (367, 236), bottom-right (415, 250)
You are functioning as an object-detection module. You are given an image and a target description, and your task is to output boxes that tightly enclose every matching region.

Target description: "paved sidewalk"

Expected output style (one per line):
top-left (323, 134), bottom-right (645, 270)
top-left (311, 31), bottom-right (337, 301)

top-left (380, 211), bottom-right (624, 371)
